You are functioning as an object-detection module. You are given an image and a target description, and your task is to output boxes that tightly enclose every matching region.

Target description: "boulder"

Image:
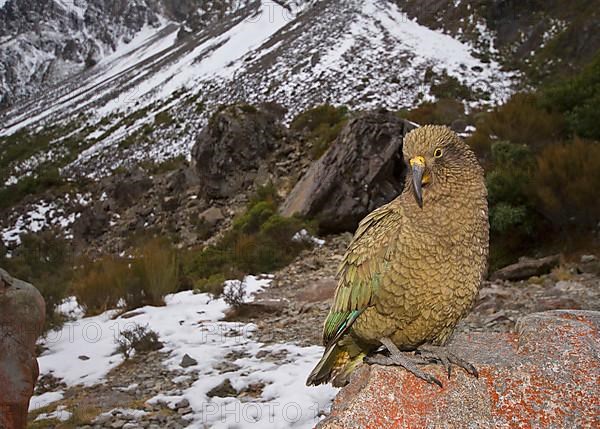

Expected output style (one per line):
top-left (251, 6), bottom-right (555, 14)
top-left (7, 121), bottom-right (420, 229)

top-left (280, 110), bottom-right (416, 233)
top-left (0, 269), bottom-right (45, 429)
top-left (191, 103), bottom-right (288, 199)
top-left (491, 254), bottom-right (561, 281)
top-left (318, 310), bottom-right (600, 429)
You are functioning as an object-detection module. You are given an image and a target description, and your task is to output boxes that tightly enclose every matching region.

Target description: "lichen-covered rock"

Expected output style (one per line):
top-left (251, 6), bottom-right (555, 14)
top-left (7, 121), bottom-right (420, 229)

top-left (280, 111), bottom-right (416, 233)
top-left (0, 268), bottom-right (45, 429)
top-left (318, 310), bottom-right (600, 428)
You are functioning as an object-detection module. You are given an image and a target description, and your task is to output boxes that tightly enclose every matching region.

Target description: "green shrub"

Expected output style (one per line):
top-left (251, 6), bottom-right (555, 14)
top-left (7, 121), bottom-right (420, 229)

top-left (194, 273), bottom-right (226, 297)
top-left (291, 104), bottom-right (349, 159)
top-left (429, 72), bottom-right (474, 100)
top-left (542, 52), bottom-right (600, 140)
top-left (485, 142), bottom-right (541, 270)
top-left (0, 230), bottom-right (72, 330)
top-left (533, 139), bottom-right (600, 228)
top-left (182, 186), bottom-right (316, 289)
top-left (154, 111), bottom-right (174, 127)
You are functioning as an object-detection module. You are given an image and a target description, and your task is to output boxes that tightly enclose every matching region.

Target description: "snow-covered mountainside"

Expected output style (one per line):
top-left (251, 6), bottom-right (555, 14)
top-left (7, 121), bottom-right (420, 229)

top-left (0, 0), bottom-right (517, 179)
top-left (0, 0), bottom-right (254, 108)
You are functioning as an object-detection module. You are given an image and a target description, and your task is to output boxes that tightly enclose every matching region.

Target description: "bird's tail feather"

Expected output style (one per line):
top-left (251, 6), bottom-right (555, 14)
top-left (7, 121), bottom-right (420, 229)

top-left (306, 343), bottom-right (366, 387)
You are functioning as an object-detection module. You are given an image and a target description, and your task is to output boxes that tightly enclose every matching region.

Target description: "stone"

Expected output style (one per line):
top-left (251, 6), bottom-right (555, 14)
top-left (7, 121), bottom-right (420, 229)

top-left (110, 419), bottom-right (126, 429)
top-left (174, 398), bottom-right (189, 410)
top-left (0, 269), bottom-right (45, 429)
top-left (206, 379), bottom-right (238, 398)
top-left (318, 310), bottom-right (600, 428)
top-left (280, 110), bottom-right (416, 233)
top-left (191, 103), bottom-right (288, 199)
top-left (491, 254), bottom-right (561, 281)
top-left (579, 254), bottom-right (600, 275)
top-left (198, 207), bottom-right (224, 226)
top-left (180, 354), bottom-right (198, 368)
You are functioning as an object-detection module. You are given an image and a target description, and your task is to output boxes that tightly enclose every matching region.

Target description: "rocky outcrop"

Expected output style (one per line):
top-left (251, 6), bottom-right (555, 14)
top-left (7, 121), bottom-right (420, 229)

top-left (191, 103), bottom-right (293, 199)
top-left (491, 254), bottom-right (561, 281)
top-left (0, 269), bottom-right (45, 429)
top-left (318, 310), bottom-right (600, 428)
top-left (280, 111), bottom-right (416, 233)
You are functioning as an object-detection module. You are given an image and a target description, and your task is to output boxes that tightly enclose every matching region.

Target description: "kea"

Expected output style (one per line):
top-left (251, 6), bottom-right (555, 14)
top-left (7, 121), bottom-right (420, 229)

top-left (307, 125), bottom-right (489, 387)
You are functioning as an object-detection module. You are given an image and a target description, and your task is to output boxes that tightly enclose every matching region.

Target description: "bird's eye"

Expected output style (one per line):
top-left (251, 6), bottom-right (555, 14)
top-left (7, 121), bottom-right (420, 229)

top-left (434, 148), bottom-right (443, 158)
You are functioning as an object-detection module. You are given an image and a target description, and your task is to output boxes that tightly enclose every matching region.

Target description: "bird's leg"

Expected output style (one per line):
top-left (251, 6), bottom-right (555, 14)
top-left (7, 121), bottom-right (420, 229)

top-left (415, 344), bottom-right (478, 379)
top-left (365, 337), bottom-right (443, 387)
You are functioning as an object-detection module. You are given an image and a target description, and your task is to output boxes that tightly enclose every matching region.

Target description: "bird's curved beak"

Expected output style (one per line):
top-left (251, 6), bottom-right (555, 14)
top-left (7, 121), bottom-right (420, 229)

top-left (410, 156), bottom-right (429, 208)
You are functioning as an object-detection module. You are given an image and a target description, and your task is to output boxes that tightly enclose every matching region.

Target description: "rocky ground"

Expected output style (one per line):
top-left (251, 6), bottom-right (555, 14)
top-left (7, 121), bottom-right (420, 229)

top-left (27, 236), bottom-right (600, 428)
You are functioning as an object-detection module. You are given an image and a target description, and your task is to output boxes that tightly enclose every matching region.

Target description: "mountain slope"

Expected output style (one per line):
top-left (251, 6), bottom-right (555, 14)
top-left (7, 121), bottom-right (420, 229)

top-left (1, 0), bottom-right (517, 179)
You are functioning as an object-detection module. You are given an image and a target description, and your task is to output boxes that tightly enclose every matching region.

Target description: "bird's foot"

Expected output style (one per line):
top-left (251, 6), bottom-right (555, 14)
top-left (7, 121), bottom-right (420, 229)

top-left (365, 337), bottom-right (443, 387)
top-left (415, 344), bottom-right (478, 379)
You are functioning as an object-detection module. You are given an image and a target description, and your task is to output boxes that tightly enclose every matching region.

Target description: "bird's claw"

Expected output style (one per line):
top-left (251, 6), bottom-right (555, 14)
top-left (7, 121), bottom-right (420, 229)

top-left (366, 337), bottom-right (444, 387)
top-left (416, 345), bottom-right (478, 378)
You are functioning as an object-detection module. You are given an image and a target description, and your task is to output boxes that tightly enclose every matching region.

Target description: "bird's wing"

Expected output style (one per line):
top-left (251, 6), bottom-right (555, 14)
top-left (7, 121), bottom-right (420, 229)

top-left (323, 203), bottom-right (399, 345)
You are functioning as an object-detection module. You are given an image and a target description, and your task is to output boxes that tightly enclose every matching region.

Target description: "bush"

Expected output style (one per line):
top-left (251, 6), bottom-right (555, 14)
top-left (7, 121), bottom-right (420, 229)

top-left (291, 104), bottom-right (349, 159)
top-left (428, 70), bottom-right (475, 100)
top-left (485, 142), bottom-right (541, 270)
top-left (467, 93), bottom-right (565, 158)
top-left (0, 230), bottom-right (72, 330)
top-left (182, 186), bottom-right (316, 291)
top-left (398, 99), bottom-right (465, 126)
top-left (72, 238), bottom-right (179, 315)
top-left (154, 111), bottom-right (174, 127)
top-left (134, 238), bottom-right (179, 306)
top-left (115, 323), bottom-right (162, 359)
top-left (194, 273), bottom-right (226, 297)
top-left (533, 139), bottom-right (600, 228)
top-left (72, 255), bottom-right (130, 315)
top-left (542, 52), bottom-right (600, 140)
top-left (222, 280), bottom-right (246, 308)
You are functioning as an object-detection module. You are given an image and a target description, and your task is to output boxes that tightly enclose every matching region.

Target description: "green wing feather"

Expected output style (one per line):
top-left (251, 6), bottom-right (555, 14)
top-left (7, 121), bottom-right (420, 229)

top-left (322, 204), bottom-right (397, 345)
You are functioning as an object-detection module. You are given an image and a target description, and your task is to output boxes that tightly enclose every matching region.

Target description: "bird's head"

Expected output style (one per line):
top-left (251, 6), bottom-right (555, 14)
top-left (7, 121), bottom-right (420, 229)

top-left (402, 125), bottom-right (482, 208)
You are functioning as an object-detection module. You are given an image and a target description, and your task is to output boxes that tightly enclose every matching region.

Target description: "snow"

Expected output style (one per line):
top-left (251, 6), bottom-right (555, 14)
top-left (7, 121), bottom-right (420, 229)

top-left (293, 229), bottom-right (325, 246)
top-left (1, 199), bottom-right (81, 246)
top-left (36, 275), bottom-right (338, 428)
top-left (28, 391), bottom-right (65, 413)
top-left (34, 405), bottom-right (72, 422)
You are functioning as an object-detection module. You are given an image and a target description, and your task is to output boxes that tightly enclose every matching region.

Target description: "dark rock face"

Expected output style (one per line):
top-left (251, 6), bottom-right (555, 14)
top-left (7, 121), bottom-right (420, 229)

top-left (191, 104), bottom-right (289, 199)
top-left (280, 111), bottom-right (416, 233)
top-left (0, 269), bottom-right (45, 429)
top-left (318, 310), bottom-right (600, 429)
top-left (491, 254), bottom-right (561, 281)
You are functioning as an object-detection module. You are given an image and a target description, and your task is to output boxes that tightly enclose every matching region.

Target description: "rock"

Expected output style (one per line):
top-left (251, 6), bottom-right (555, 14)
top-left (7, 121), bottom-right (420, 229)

top-left (280, 110), bottom-right (416, 232)
top-left (110, 419), bottom-right (126, 429)
top-left (0, 269), bottom-right (45, 429)
top-left (318, 310), bottom-right (600, 428)
top-left (180, 354), bottom-right (198, 368)
top-left (78, 355), bottom-right (90, 360)
top-left (579, 254), bottom-right (600, 275)
top-left (174, 398), bottom-right (189, 410)
top-left (206, 379), bottom-right (238, 398)
top-left (191, 103), bottom-right (288, 199)
top-left (491, 254), bottom-right (561, 281)
top-left (198, 207), bottom-right (224, 226)
top-left (72, 202), bottom-right (110, 241)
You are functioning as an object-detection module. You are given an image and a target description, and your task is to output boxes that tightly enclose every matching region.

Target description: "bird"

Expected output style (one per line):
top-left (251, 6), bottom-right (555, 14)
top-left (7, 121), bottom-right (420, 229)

top-left (306, 125), bottom-right (489, 387)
